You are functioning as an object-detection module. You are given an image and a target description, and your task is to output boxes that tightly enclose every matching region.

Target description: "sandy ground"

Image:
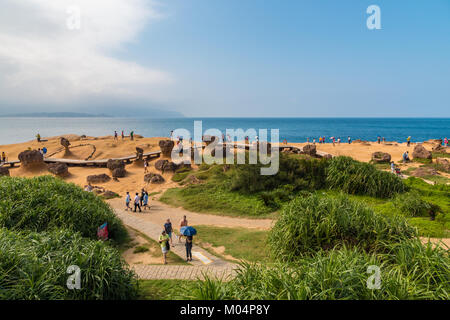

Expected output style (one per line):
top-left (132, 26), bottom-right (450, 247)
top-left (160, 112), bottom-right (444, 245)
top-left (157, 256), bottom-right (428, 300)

top-left (122, 227), bottom-right (163, 265)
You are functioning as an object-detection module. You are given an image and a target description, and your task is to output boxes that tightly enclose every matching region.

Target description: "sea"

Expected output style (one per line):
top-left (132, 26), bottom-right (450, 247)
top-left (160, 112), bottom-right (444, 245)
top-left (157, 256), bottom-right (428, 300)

top-left (0, 117), bottom-right (448, 145)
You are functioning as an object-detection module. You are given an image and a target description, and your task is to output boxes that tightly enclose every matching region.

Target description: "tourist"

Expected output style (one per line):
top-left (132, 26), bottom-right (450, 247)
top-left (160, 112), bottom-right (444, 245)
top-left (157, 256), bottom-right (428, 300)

top-left (121, 130), bottom-right (124, 140)
top-left (403, 151), bottom-right (410, 163)
top-left (337, 137), bottom-right (341, 145)
top-left (313, 138), bottom-right (316, 145)
top-left (377, 136), bottom-right (381, 144)
top-left (170, 130), bottom-right (173, 139)
top-left (306, 137), bottom-right (309, 143)
top-left (164, 219), bottom-right (173, 246)
top-left (1, 151), bottom-right (6, 163)
top-left (319, 137), bottom-right (322, 144)
top-left (185, 235), bottom-right (193, 262)
top-left (140, 188), bottom-right (145, 206)
top-left (390, 161), bottom-right (396, 173)
top-left (130, 131), bottom-right (134, 141)
top-left (382, 137), bottom-right (386, 143)
top-left (84, 183), bottom-right (93, 192)
top-left (114, 131), bottom-right (118, 141)
top-left (42, 147), bottom-right (47, 156)
top-left (134, 192), bottom-right (141, 212)
top-left (178, 215), bottom-right (188, 243)
top-left (159, 230), bottom-right (170, 265)
top-left (144, 159), bottom-right (148, 173)
top-left (125, 192), bottom-right (131, 211)
top-left (332, 137), bottom-right (336, 146)
top-left (407, 136), bottom-right (411, 147)
top-left (444, 137), bottom-right (448, 147)
top-left (348, 136), bottom-right (351, 144)
top-left (36, 133), bottom-right (41, 142)
top-left (143, 191), bottom-right (149, 210)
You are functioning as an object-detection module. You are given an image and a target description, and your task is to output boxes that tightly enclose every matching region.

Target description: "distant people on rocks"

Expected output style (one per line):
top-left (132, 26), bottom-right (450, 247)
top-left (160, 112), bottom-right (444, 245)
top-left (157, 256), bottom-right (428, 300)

top-left (121, 130), bottom-right (124, 140)
top-left (144, 159), bottom-right (148, 173)
top-left (348, 136), bottom-right (351, 144)
top-left (382, 137), bottom-right (386, 143)
top-left (134, 192), bottom-right (141, 212)
top-left (42, 147), bottom-right (47, 156)
top-left (130, 131), bottom-right (134, 141)
top-left (444, 137), bottom-right (448, 147)
top-left (1, 151), bottom-right (6, 163)
top-left (377, 136), bottom-right (381, 144)
top-left (407, 136), bottom-right (411, 146)
top-left (125, 192), bottom-right (131, 211)
top-left (36, 133), bottom-right (41, 142)
top-left (337, 137), bottom-right (341, 145)
top-left (114, 131), bottom-right (118, 141)
top-left (159, 230), bottom-right (170, 265)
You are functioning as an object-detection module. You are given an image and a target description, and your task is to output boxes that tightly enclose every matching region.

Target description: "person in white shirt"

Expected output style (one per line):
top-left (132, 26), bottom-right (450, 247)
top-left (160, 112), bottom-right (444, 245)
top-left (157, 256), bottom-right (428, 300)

top-left (134, 193), bottom-right (142, 212)
top-left (125, 192), bottom-right (131, 211)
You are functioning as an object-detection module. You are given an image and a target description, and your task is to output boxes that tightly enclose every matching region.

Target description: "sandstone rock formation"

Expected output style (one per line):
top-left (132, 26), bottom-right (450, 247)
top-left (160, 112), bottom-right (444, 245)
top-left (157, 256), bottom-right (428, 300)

top-left (60, 137), bottom-right (71, 155)
top-left (0, 167), bottom-right (10, 176)
top-left (159, 140), bottom-right (175, 157)
top-left (18, 150), bottom-right (44, 168)
top-left (412, 144), bottom-right (432, 159)
top-left (47, 163), bottom-right (69, 177)
top-left (436, 158), bottom-right (450, 172)
top-left (111, 167), bottom-right (126, 178)
top-left (411, 167), bottom-right (438, 177)
top-left (302, 144), bottom-right (317, 156)
top-left (144, 173), bottom-right (165, 184)
top-left (136, 147), bottom-right (144, 161)
top-left (87, 174), bottom-right (111, 184)
top-left (371, 152), bottom-right (391, 163)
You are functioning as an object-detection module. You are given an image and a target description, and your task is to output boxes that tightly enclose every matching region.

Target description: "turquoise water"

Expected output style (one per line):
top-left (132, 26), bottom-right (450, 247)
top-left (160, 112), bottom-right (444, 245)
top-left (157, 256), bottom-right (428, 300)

top-left (0, 117), bottom-right (448, 145)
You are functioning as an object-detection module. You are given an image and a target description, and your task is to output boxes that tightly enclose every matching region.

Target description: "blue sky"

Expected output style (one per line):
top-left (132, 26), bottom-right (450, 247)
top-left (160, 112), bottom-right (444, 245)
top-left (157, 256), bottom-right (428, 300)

top-left (1, 0), bottom-right (449, 117)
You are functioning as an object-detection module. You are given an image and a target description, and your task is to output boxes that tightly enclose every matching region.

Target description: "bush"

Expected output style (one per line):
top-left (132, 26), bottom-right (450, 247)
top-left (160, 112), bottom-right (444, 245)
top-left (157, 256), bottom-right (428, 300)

top-left (183, 243), bottom-right (449, 300)
top-left (392, 191), bottom-right (439, 217)
top-left (0, 176), bottom-right (127, 244)
top-left (268, 194), bottom-right (416, 261)
top-left (230, 154), bottom-right (328, 194)
top-left (326, 156), bottom-right (406, 198)
top-left (0, 228), bottom-right (138, 300)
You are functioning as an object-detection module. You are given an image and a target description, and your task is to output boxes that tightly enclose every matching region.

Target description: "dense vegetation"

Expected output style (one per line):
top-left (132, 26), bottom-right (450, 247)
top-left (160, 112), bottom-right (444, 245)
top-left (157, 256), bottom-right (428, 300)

top-left (0, 176), bottom-right (137, 300)
top-left (0, 176), bottom-right (127, 243)
top-left (268, 194), bottom-right (416, 260)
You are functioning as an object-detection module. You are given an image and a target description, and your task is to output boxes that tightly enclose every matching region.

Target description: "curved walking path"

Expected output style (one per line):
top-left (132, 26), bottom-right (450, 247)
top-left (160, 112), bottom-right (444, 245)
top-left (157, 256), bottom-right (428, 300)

top-left (111, 200), bottom-right (243, 280)
top-left (108, 198), bottom-right (274, 230)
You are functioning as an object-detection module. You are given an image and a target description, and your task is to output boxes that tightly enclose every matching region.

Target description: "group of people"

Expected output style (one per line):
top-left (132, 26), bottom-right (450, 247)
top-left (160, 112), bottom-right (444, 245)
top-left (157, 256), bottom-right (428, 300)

top-left (114, 130), bottom-right (134, 141)
top-left (125, 189), bottom-right (150, 212)
top-left (158, 215), bottom-right (193, 264)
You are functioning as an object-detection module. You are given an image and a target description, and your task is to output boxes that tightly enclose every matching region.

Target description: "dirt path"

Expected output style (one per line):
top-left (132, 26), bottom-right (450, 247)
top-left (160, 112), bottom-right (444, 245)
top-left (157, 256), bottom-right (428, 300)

top-left (108, 198), bottom-right (274, 231)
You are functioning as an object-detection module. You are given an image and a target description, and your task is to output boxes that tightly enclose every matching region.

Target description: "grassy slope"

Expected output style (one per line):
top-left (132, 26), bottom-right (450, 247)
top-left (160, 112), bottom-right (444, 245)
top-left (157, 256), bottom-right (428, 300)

top-left (193, 225), bottom-right (270, 263)
top-left (138, 280), bottom-right (199, 300)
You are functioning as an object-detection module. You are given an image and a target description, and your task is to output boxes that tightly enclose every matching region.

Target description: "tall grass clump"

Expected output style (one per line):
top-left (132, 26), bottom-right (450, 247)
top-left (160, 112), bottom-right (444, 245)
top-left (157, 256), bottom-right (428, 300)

top-left (268, 194), bottom-right (416, 261)
top-left (326, 156), bottom-right (406, 198)
top-left (0, 176), bottom-right (127, 243)
top-left (392, 191), bottom-right (440, 218)
top-left (183, 243), bottom-right (449, 300)
top-left (0, 228), bottom-right (138, 300)
top-left (231, 153), bottom-right (328, 194)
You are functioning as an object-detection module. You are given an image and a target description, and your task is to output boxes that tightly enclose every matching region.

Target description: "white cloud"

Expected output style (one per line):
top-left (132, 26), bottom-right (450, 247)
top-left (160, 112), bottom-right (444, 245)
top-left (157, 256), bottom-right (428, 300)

top-left (0, 0), bottom-right (172, 109)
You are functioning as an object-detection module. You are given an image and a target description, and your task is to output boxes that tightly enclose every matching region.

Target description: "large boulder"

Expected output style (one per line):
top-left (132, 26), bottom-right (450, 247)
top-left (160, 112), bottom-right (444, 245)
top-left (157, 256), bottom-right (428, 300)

top-left (47, 163), bottom-right (69, 177)
top-left (107, 159), bottom-right (125, 171)
top-left (436, 158), bottom-right (450, 172)
top-left (18, 150), bottom-right (44, 167)
top-left (159, 140), bottom-right (174, 157)
top-left (155, 159), bottom-right (169, 171)
top-left (60, 137), bottom-right (71, 150)
top-left (163, 161), bottom-right (178, 172)
top-left (302, 144), bottom-right (317, 156)
top-left (371, 152), bottom-right (391, 163)
top-left (87, 174), bottom-right (111, 184)
top-left (0, 167), bottom-right (10, 177)
top-left (432, 144), bottom-right (447, 153)
top-left (112, 167), bottom-right (126, 178)
top-left (412, 144), bottom-right (432, 160)
top-left (144, 173), bottom-right (165, 184)
top-left (136, 147), bottom-right (144, 161)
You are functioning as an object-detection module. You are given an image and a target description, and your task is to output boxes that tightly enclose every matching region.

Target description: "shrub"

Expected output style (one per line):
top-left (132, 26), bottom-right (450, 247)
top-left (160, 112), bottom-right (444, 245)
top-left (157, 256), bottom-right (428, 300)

top-left (230, 154), bottom-right (328, 194)
top-left (0, 228), bottom-right (138, 300)
top-left (326, 156), bottom-right (406, 198)
top-left (268, 194), bottom-right (416, 261)
top-left (182, 244), bottom-right (449, 300)
top-left (0, 176), bottom-right (127, 243)
top-left (392, 191), bottom-right (440, 217)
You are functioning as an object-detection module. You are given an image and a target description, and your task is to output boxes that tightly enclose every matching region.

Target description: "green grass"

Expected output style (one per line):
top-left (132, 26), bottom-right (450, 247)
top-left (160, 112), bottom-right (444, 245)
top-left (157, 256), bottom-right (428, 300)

top-left (160, 185), bottom-right (276, 218)
top-left (133, 245), bottom-right (150, 253)
top-left (432, 152), bottom-right (450, 159)
top-left (139, 279), bottom-right (199, 300)
top-left (193, 225), bottom-right (270, 263)
top-left (0, 175), bottom-right (127, 244)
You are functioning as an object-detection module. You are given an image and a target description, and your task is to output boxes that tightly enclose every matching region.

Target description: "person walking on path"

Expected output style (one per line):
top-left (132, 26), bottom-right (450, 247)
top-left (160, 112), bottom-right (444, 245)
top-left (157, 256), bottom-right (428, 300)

top-left (159, 230), bottom-right (170, 265)
top-left (125, 192), bottom-right (131, 211)
top-left (164, 219), bottom-right (174, 246)
top-left (142, 191), bottom-right (149, 211)
top-left (134, 193), bottom-right (142, 212)
top-left (144, 159), bottom-right (148, 173)
top-left (178, 215), bottom-right (188, 243)
top-left (185, 235), bottom-right (193, 262)
top-left (407, 136), bottom-right (411, 147)
top-left (140, 188), bottom-right (145, 207)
